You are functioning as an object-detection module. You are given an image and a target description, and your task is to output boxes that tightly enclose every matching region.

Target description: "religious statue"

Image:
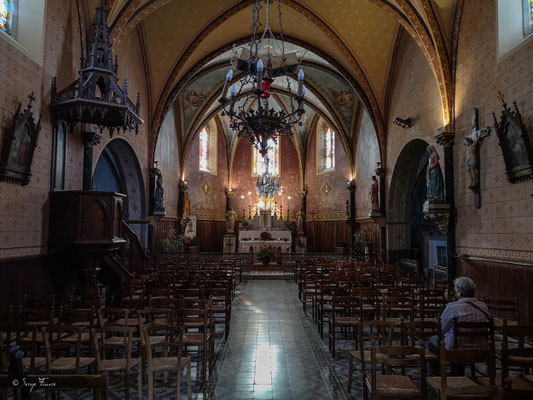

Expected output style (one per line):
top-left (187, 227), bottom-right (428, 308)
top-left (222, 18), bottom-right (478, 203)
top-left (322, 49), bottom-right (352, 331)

top-left (426, 145), bottom-right (443, 201)
top-left (370, 176), bottom-right (380, 211)
top-left (345, 200), bottom-right (350, 219)
top-left (464, 108), bottom-right (491, 197)
top-left (154, 163), bottom-right (164, 211)
top-left (225, 207), bottom-right (236, 234)
top-left (296, 208), bottom-right (305, 235)
top-left (183, 191), bottom-right (191, 219)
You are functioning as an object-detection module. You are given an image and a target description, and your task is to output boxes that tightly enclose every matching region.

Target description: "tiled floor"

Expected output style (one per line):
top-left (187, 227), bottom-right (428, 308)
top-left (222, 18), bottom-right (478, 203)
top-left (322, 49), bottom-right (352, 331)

top-left (207, 280), bottom-right (349, 400)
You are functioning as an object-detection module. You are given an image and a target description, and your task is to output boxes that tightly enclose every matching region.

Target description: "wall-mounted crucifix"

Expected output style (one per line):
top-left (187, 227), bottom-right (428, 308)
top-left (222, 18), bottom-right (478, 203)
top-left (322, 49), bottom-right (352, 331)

top-left (463, 108), bottom-right (491, 209)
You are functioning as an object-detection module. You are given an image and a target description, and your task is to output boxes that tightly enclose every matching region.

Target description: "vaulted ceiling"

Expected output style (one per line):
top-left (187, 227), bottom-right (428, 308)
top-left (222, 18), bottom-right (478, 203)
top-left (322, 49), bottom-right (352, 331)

top-left (85, 0), bottom-right (463, 167)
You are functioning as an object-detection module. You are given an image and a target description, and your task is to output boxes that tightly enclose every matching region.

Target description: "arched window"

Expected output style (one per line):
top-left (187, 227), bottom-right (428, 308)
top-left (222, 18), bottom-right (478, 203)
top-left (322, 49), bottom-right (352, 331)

top-left (497, 0), bottom-right (533, 58)
top-left (252, 139), bottom-right (279, 176)
top-left (0, 0), bottom-right (16, 36)
top-left (317, 125), bottom-right (335, 174)
top-left (198, 126), bottom-right (217, 174)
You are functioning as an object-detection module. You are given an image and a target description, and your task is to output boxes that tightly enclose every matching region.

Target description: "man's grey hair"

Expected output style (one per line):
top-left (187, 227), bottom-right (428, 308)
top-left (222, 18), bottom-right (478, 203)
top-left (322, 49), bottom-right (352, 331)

top-left (454, 276), bottom-right (476, 298)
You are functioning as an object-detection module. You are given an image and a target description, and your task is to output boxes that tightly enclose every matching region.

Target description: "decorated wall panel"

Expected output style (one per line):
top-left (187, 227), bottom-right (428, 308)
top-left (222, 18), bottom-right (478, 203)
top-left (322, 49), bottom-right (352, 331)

top-left (354, 109), bottom-right (380, 217)
top-left (230, 136), bottom-right (301, 219)
top-left (154, 107), bottom-right (180, 217)
top-left (454, 0), bottom-right (533, 262)
top-left (184, 119), bottom-right (227, 220)
top-left (305, 118), bottom-right (350, 222)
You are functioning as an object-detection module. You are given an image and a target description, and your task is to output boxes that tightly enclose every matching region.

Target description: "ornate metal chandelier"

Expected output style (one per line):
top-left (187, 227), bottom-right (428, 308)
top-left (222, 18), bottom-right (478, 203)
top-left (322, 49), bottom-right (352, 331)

top-left (256, 160), bottom-right (280, 200)
top-left (219, 0), bottom-right (306, 157)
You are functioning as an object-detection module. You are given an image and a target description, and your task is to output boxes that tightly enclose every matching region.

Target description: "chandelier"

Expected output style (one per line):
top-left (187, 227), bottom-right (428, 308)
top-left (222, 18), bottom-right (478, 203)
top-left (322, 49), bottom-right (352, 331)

top-left (219, 0), bottom-right (306, 157)
top-left (256, 159), bottom-right (280, 200)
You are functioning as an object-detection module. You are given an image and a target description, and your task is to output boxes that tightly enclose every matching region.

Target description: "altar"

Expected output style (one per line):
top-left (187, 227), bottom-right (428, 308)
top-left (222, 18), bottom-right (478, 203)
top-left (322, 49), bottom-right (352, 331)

top-left (238, 211), bottom-right (292, 253)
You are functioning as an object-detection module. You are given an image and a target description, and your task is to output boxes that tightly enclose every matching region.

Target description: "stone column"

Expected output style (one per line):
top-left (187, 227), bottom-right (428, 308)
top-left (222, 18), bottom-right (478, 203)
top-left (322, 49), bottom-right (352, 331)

top-left (346, 180), bottom-right (356, 253)
top-left (81, 130), bottom-right (101, 191)
top-left (436, 130), bottom-right (456, 279)
top-left (375, 164), bottom-right (387, 260)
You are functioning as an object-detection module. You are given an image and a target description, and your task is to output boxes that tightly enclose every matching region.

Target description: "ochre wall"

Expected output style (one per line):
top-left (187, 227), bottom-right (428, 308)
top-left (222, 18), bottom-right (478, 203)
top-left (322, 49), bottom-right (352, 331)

top-left (305, 118), bottom-right (351, 251)
top-left (454, 0), bottom-right (533, 262)
top-left (230, 136), bottom-right (301, 219)
top-left (183, 120), bottom-right (227, 251)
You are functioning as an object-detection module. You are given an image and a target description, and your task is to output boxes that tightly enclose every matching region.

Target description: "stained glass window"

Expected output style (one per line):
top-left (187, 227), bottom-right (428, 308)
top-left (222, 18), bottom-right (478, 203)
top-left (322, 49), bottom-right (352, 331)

top-left (253, 139), bottom-right (279, 177)
top-left (527, 0), bottom-right (533, 35)
top-left (198, 126), bottom-right (217, 174)
top-left (317, 125), bottom-right (335, 173)
top-left (0, 0), bottom-right (15, 36)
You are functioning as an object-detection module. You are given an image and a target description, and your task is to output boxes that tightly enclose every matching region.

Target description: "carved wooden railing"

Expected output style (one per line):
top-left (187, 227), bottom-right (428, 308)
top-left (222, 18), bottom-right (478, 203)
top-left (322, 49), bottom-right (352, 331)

top-left (120, 220), bottom-right (146, 275)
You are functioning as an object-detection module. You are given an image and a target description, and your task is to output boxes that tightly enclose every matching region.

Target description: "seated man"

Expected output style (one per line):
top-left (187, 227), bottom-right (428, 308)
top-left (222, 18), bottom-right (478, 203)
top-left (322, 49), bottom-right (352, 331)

top-left (428, 276), bottom-right (490, 374)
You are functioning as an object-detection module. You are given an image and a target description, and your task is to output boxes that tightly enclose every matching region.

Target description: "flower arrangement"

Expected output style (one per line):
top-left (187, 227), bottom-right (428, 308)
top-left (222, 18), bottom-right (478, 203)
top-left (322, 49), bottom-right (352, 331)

top-left (161, 227), bottom-right (184, 253)
top-left (257, 246), bottom-right (275, 265)
top-left (354, 226), bottom-right (372, 247)
top-left (241, 220), bottom-right (250, 228)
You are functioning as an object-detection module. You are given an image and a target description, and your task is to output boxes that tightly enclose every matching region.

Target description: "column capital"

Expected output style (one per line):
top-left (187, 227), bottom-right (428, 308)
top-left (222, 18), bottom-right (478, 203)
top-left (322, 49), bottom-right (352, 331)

top-left (81, 130), bottom-right (102, 147)
top-left (179, 180), bottom-right (189, 192)
top-left (346, 179), bottom-right (356, 192)
top-left (435, 127), bottom-right (455, 147)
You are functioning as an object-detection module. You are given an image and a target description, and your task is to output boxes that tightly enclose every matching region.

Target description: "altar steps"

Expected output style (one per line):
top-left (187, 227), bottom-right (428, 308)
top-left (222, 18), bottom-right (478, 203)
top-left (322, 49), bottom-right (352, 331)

top-left (241, 263), bottom-right (294, 280)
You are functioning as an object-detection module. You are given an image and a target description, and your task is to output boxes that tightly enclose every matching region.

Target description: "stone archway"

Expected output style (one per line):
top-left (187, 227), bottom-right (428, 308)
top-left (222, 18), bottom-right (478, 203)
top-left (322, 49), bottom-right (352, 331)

top-left (388, 139), bottom-right (442, 268)
top-left (93, 138), bottom-right (147, 247)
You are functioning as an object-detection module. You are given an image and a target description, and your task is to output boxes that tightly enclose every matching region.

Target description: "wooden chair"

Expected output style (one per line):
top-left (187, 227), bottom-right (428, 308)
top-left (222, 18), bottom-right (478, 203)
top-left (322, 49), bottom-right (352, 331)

top-left (96, 326), bottom-right (142, 400)
top-left (401, 320), bottom-right (441, 362)
top-left (142, 324), bottom-right (192, 400)
top-left (478, 321), bottom-right (533, 395)
top-left (42, 325), bottom-right (97, 374)
top-left (382, 296), bottom-right (414, 326)
top-left (481, 297), bottom-right (520, 330)
top-left (206, 285), bottom-right (232, 340)
top-left (427, 341), bottom-right (500, 400)
top-left (366, 339), bottom-right (427, 400)
top-left (348, 320), bottom-right (393, 396)
top-left (178, 299), bottom-right (214, 382)
top-left (328, 296), bottom-right (363, 358)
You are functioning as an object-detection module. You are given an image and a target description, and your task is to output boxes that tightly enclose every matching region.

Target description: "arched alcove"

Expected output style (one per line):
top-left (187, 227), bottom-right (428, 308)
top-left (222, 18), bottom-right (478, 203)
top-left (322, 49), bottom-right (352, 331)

top-left (93, 138), bottom-right (147, 247)
top-left (388, 139), bottom-right (443, 271)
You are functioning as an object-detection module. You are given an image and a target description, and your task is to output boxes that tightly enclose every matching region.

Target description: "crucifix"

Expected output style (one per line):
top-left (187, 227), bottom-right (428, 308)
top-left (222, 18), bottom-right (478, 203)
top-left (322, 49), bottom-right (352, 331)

top-left (463, 108), bottom-right (491, 209)
top-left (225, 237), bottom-right (234, 253)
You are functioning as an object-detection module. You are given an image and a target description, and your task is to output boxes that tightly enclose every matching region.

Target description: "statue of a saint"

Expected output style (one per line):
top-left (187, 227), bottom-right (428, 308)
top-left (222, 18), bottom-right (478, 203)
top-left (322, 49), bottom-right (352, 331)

top-left (370, 176), bottom-right (380, 211)
top-left (154, 167), bottom-right (164, 210)
top-left (225, 207), bottom-right (236, 234)
top-left (345, 200), bottom-right (350, 219)
top-left (426, 145), bottom-right (443, 201)
top-left (296, 208), bottom-right (305, 235)
top-left (464, 136), bottom-right (481, 191)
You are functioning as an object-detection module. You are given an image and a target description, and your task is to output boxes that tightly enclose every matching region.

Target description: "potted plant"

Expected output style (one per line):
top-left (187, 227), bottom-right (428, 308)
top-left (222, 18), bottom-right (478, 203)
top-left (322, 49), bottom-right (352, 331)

top-left (257, 246), bottom-right (274, 265)
top-left (161, 227), bottom-right (184, 254)
top-left (241, 220), bottom-right (250, 228)
top-left (354, 226), bottom-right (372, 254)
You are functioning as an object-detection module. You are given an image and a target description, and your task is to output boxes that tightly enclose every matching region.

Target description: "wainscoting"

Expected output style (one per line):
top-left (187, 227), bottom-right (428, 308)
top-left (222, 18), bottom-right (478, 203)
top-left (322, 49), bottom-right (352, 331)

top-left (305, 221), bottom-right (351, 253)
top-left (457, 257), bottom-right (533, 324)
top-left (196, 220), bottom-right (225, 252)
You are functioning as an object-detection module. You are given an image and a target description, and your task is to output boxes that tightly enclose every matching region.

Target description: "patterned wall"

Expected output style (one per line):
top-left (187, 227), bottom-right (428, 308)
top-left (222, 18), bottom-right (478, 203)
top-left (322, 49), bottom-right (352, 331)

top-left (454, 0), bottom-right (533, 262)
top-left (231, 136), bottom-right (301, 220)
top-left (354, 109), bottom-right (380, 217)
top-left (0, 0), bottom-right (151, 260)
top-left (306, 117), bottom-right (350, 221)
top-left (154, 107), bottom-right (180, 217)
top-left (385, 32), bottom-right (442, 252)
top-left (0, 0), bottom-right (81, 259)
top-left (184, 119), bottom-right (227, 220)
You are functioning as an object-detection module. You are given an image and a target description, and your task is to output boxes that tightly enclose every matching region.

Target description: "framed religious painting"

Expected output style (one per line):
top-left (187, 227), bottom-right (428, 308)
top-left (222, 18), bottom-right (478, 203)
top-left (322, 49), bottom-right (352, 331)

top-left (493, 92), bottom-right (533, 183)
top-left (0, 93), bottom-right (42, 186)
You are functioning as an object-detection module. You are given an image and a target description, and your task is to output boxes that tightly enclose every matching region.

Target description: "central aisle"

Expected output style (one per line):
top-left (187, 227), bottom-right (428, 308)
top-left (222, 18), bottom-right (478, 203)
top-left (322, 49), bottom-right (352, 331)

top-left (207, 280), bottom-right (348, 400)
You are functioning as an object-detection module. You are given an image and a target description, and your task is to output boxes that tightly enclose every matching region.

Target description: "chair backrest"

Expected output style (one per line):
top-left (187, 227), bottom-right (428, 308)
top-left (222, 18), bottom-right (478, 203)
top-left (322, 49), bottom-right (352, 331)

top-left (97, 326), bottom-right (134, 364)
top-left (382, 296), bottom-right (413, 320)
top-left (482, 297), bottom-right (520, 324)
top-left (142, 324), bottom-right (183, 365)
top-left (331, 296), bottom-right (362, 318)
top-left (370, 340), bottom-right (426, 399)
top-left (452, 317), bottom-right (494, 350)
top-left (401, 320), bottom-right (441, 346)
top-left (501, 321), bottom-right (533, 379)
top-left (42, 325), bottom-right (91, 373)
top-left (439, 340), bottom-right (496, 389)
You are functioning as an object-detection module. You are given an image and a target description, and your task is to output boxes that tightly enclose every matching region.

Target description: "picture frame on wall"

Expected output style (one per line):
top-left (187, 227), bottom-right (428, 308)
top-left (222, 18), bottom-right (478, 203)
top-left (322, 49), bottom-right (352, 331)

top-left (0, 93), bottom-right (42, 186)
top-left (493, 92), bottom-right (533, 183)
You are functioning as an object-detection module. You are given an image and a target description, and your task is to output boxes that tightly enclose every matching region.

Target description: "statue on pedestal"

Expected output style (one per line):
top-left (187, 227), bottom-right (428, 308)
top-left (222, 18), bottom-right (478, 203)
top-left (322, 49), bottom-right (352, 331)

top-left (225, 207), bottom-right (236, 234)
top-left (296, 208), bottom-right (305, 236)
top-left (345, 200), bottom-right (350, 219)
top-left (370, 176), bottom-right (379, 211)
top-left (150, 161), bottom-right (166, 216)
top-left (426, 145), bottom-right (443, 201)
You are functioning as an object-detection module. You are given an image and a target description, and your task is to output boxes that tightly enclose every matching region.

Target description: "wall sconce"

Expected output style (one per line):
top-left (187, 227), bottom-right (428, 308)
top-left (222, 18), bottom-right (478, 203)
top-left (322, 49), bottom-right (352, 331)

top-left (393, 117), bottom-right (412, 129)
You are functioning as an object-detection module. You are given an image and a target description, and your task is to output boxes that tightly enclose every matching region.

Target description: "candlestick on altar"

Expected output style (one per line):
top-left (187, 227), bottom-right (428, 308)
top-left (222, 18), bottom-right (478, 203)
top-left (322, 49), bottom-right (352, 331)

top-left (287, 208), bottom-right (290, 221)
top-left (248, 205), bottom-right (251, 219)
top-left (280, 205), bottom-right (283, 220)
top-left (274, 201), bottom-right (277, 217)
top-left (242, 209), bottom-right (245, 220)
